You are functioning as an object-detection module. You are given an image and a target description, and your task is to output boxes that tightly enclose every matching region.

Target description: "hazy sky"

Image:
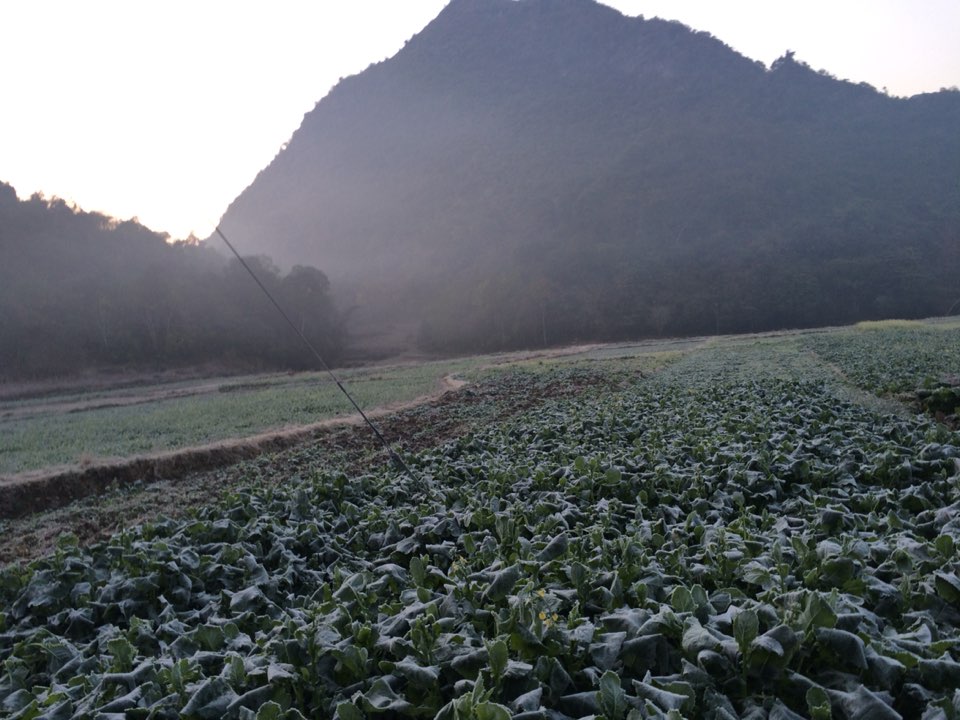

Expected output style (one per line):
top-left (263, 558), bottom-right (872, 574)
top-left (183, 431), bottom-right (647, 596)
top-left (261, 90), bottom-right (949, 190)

top-left (2, 1), bottom-right (958, 241)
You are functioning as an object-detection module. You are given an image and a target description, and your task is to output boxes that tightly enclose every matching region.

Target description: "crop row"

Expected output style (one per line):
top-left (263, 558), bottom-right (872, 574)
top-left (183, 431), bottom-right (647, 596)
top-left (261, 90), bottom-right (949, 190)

top-left (2, 352), bottom-right (960, 718)
top-left (803, 325), bottom-right (960, 397)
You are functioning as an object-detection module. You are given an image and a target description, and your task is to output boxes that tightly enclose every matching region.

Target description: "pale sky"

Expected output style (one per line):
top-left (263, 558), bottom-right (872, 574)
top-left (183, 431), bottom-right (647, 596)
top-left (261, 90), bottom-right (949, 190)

top-left (2, 1), bottom-right (958, 241)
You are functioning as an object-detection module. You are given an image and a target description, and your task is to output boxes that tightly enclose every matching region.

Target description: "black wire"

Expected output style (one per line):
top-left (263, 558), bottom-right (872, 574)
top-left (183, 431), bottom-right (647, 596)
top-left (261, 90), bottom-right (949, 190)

top-left (214, 226), bottom-right (418, 482)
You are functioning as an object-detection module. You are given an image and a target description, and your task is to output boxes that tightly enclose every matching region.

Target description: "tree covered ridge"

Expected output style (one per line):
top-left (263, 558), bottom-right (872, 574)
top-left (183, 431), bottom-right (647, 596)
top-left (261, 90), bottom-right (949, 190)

top-left (0, 183), bottom-right (344, 380)
top-left (216, 0), bottom-right (960, 353)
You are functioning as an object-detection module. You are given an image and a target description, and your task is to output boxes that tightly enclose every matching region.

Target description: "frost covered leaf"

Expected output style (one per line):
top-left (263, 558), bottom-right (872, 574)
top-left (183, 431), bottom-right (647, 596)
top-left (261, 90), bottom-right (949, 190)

top-left (733, 609), bottom-right (759, 655)
top-left (798, 592), bottom-right (837, 633)
top-left (598, 670), bottom-right (628, 720)
top-left (182, 678), bottom-right (239, 719)
top-left (536, 533), bottom-right (568, 562)
top-left (836, 685), bottom-right (902, 720)
top-left (487, 639), bottom-right (508, 681)
top-left (806, 687), bottom-right (832, 720)
top-left (359, 678), bottom-right (415, 714)
top-left (482, 564), bottom-right (520, 603)
top-left (742, 562), bottom-right (775, 591)
top-left (815, 627), bottom-right (868, 670)
top-left (934, 572), bottom-right (960, 606)
top-left (632, 678), bottom-right (692, 714)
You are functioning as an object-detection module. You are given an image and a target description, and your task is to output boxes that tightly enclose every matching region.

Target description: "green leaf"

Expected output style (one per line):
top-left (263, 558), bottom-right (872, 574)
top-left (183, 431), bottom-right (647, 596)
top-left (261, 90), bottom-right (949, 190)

top-left (749, 633), bottom-right (784, 667)
top-left (598, 670), bottom-right (628, 720)
top-left (335, 701), bottom-right (365, 720)
top-left (918, 658), bottom-right (960, 690)
top-left (487, 639), bottom-right (508, 680)
top-left (935, 572), bottom-right (960, 606)
top-left (690, 584), bottom-right (708, 608)
top-left (535, 656), bottom-right (574, 697)
top-left (474, 702), bottom-right (512, 720)
top-left (224, 653), bottom-right (246, 687)
top-left (798, 592), bottom-right (837, 633)
top-left (256, 702), bottom-right (284, 720)
top-left (670, 586), bottom-right (695, 613)
top-left (935, 535), bottom-right (955, 559)
top-left (409, 556), bottom-right (426, 587)
top-left (107, 636), bottom-right (137, 673)
top-left (567, 561), bottom-right (589, 590)
top-left (1, 690), bottom-right (33, 715)
top-left (733, 609), bottom-right (759, 654)
top-left (471, 673), bottom-right (493, 705)
top-left (806, 687), bottom-right (832, 720)
top-left (820, 556), bottom-right (859, 588)
top-left (195, 624), bottom-right (226, 652)
top-left (742, 562), bottom-right (774, 590)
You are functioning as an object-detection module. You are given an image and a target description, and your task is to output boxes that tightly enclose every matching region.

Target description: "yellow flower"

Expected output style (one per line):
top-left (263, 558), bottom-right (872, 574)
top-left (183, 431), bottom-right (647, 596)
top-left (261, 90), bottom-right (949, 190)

top-left (537, 589), bottom-right (546, 598)
top-left (538, 611), bottom-right (547, 621)
top-left (552, 613), bottom-right (560, 622)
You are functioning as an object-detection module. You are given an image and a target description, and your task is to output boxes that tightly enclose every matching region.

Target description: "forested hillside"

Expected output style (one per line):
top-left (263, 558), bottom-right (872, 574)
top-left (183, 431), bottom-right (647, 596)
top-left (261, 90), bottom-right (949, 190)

top-left (0, 183), bottom-right (343, 379)
top-left (215, 0), bottom-right (960, 353)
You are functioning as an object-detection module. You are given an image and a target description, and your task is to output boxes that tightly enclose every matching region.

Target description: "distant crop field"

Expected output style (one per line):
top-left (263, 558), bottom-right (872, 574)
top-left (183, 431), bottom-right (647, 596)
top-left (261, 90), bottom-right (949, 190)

top-left (1, 320), bottom-right (959, 718)
top-left (0, 344), bottom-right (676, 477)
top-left (0, 361), bottom-right (474, 475)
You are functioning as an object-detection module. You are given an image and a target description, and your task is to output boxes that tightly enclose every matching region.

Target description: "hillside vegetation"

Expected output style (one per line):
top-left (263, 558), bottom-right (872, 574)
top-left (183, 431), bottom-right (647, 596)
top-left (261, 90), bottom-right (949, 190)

top-left (215, 0), bottom-right (960, 353)
top-left (0, 184), bottom-right (344, 379)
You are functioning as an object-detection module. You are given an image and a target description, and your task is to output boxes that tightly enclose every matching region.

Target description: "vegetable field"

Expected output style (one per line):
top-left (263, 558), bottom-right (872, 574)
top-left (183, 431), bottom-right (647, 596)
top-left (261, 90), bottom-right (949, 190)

top-left (0, 362), bottom-right (479, 476)
top-left (2, 324), bottom-right (960, 719)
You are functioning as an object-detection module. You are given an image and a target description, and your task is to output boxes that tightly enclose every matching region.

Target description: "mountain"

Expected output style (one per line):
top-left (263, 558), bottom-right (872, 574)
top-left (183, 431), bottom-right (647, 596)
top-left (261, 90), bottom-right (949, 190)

top-left (213, 0), bottom-right (960, 354)
top-left (0, 183), bottom-right (343, 379)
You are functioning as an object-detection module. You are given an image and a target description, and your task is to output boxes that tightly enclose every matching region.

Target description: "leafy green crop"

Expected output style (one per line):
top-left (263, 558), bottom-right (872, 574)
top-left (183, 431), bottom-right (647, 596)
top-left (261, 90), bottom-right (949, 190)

top-left (804, 324), bottom-right (960, 397)
top-left (1, 346), bottom-right (959, 718)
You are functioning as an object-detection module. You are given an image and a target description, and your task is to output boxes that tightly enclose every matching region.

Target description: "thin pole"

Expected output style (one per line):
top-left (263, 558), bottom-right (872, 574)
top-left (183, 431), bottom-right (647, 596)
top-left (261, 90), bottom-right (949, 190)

top-left (214, 226), bottom-right (417, 481)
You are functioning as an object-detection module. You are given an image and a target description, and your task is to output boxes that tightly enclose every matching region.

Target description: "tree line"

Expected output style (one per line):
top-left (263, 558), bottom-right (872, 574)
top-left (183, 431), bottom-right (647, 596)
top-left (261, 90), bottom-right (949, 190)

top-left (0, 183), bottom-right (344, 380)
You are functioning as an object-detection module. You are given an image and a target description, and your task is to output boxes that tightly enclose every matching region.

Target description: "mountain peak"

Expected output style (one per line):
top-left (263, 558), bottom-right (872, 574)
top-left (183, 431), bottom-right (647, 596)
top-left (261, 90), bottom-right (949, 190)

top-left (214, 0), bottom-right (960, 355)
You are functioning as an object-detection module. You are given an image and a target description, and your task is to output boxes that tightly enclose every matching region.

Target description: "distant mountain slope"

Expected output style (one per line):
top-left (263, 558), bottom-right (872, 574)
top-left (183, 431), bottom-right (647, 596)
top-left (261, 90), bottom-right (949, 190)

top-left (214, 0), bottom-right (960, 353)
